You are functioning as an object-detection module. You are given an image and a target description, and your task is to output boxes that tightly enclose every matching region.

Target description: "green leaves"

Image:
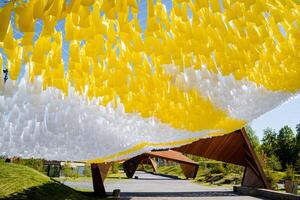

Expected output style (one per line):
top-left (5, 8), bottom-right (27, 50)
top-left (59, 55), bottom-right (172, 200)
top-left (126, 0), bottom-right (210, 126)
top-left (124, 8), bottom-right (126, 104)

top-left (261, 128), bottom-right (277, 157)
top-left (276, 126), bottom-right (296, 170)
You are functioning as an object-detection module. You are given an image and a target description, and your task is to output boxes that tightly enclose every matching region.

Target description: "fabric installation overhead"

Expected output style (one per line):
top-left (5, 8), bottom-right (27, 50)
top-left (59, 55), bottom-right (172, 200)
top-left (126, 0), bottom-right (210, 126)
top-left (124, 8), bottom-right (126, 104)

top-left (0, 0), bottom-right (299, 162)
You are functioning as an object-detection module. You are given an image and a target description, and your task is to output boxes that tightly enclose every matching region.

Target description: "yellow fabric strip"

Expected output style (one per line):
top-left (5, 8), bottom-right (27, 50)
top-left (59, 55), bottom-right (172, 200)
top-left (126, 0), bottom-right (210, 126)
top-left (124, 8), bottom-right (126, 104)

top-left (87, 129), bottom-right (233, 163)
top-left (86, 135), bottom-right (209, 163)
top-left (0, 2), bottom-right (13, 42)
top-left (0, 0), bottom-right (298, 134)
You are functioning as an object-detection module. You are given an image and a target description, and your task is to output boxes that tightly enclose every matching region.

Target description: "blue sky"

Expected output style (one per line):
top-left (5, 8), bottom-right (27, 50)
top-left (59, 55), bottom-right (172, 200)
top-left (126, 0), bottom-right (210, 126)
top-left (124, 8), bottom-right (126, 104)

top-left (250, 95), bottom-right (300, 140)
top-left (1, 0), bottom-right (299, 140)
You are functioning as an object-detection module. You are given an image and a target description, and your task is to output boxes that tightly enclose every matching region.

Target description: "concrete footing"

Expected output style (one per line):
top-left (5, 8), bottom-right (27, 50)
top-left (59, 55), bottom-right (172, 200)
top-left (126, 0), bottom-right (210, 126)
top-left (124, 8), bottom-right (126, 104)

top-left (233, 186), bottom-right (300, 200)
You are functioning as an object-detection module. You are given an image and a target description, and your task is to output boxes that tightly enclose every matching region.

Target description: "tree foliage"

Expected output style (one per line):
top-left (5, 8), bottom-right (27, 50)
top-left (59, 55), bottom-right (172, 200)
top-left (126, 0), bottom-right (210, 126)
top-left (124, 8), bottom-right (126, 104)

top-left (296, 123), bottom-right (300, 153)
top-left (266, 154), bottom-right (282, 171)
top-left (261, 128), bottom-right (277, 157)
top-left (252, 123), bottom-right (300, 171)
top-left (296, 123), bottom-right (300, 170)
top-left (12, 158), bottom-right (44, 173)
top-left (276, 126), bottom-right (296, 170)
top-left (62, 162), bottom-right (73, 177)
top-left (245, 125), bottom-right (260, 151)
top-left (83, 164), bottom-right (92, 177)
top-left (296, 123), bottom-right (300, 136)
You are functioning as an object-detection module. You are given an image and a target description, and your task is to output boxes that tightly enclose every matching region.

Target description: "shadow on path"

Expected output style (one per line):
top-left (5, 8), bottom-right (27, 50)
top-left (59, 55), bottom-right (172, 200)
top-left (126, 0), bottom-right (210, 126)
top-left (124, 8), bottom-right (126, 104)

top-left (127, 178), bottom-right (182, 181)
top-left (109, 191), bottom-right (237, 198)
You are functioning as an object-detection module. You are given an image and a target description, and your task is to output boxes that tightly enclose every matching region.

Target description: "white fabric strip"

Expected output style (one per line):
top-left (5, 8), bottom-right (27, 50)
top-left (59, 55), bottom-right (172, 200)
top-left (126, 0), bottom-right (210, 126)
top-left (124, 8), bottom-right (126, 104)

top-left (0, 78), bottom-right (219, 161)
top-left (163, 64), bottom-right (294, 121)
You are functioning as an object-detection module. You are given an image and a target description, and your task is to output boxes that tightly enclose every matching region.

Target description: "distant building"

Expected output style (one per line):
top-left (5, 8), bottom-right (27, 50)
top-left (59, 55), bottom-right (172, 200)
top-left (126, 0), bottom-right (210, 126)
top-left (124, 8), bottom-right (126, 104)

top-left (43, 160), bottom-right (86, 177)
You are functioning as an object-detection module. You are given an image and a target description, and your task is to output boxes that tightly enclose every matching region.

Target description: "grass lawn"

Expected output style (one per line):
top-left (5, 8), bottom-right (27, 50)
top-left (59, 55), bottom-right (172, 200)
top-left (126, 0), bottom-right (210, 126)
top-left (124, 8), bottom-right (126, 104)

top-left (0, 162), bottom-right (103, 200)
top-left (155, 165), bottom-right (243, 188)
top-left (156, 165), bottom-right (185, 179)
top-left (107, 172), bottom-right (127, 179)
top-left (54, 171), bottom-right (127, 183)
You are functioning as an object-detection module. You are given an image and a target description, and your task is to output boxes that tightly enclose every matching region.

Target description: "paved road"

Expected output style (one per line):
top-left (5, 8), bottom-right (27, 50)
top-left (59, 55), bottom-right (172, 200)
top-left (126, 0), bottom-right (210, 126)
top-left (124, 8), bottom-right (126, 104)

top-left (63, 171), bottom-right (266, 199)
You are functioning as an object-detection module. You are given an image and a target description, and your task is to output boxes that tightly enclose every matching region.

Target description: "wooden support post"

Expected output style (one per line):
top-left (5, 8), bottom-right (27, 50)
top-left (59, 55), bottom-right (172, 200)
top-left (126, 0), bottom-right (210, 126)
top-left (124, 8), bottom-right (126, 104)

top-left (173, 128), bottom-right (271, 189)
top-left (122, 128), bottom-right (270, 188)
top-left (180, 163), bottom-right (199, 179)
top-left (242, 166), bottom-right (265, 188)
top-left (140, 157), bottom-right (158, 172)
top-left (148, 158), bottom-right (158, 172)
top-left (91, 163), bottom-right (106, 197)
top-left (123, 156), bottom-right (143, 178)
top-left (124, 151), bottom-right (199, 179)
top-left (240, 128), bottom-right (271, 189)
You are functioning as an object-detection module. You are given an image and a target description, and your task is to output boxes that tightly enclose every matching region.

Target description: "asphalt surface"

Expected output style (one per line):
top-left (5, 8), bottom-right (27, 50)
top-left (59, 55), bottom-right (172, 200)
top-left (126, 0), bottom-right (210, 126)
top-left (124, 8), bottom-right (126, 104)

top-left (63, 171), bottom-right (266, 199)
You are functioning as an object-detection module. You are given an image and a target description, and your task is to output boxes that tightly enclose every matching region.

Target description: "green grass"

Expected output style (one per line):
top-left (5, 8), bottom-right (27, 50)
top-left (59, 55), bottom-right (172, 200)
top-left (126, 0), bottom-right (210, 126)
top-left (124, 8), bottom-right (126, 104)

top-left (157, 165), bottom-right (185, 178)
top-left (154, 164), bottom-right (243, 186)
top-left (107, 172), bottom-right (127, 179)
top-left (0, 162), bottom-right (103, 200)
top-left (54, 171), bottom-right (127, 183)
top-left (0, 161), bottom-right (50, 197)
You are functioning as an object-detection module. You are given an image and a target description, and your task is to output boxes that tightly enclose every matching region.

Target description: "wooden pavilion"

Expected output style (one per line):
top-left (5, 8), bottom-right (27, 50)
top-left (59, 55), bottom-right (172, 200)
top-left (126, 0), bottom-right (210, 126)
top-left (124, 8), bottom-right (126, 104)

top-left (90, 128), bottom-right (270, 196)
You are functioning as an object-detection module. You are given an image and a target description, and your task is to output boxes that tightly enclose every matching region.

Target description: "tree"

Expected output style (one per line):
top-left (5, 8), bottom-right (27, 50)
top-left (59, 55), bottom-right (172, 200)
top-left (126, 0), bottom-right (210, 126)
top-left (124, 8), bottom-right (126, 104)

top-left (261, 128), bottom-right (282, 170)
top-left (295, 123), bottom-right (300, 170)
top-left (111, 162), bottom-right (119, 174)
top-left (62, 162), bottom-right (73, 177)
top-left (276, 126), bottom-right (296, 170)
top-left (83, 163), bottom-right (92, 177)
top-left (296, 123), bottom-right (300, 152)
top-left (245, 125), bottom-right (260, 152)
top-left (266, 154), bottom-right (282, 171)
top-left (296, 123), bottom-right (300, 136)
top-left (261, 128), bottom-right (277, 157)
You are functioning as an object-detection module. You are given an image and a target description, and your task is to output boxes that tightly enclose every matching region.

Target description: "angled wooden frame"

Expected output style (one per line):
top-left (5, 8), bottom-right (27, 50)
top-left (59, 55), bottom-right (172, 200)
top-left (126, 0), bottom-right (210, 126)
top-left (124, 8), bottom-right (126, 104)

top-left (91, 127), bottom-right (271, 196)
top-left (90, 163), bottom-right (111, 197)
top-left (123, 150), bottom-right (199, 179)
top-left (173, 128), bottom-right (270, 189)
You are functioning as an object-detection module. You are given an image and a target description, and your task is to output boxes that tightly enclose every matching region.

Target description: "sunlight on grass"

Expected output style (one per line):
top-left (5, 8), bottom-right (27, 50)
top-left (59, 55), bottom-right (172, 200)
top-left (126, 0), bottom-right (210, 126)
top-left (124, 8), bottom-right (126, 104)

top-left (0, 162), bottom-right (50, 197)
top-left (0, 162), bottom-right (103, 199)
top-left (54, 171), bottom-right (127, 184)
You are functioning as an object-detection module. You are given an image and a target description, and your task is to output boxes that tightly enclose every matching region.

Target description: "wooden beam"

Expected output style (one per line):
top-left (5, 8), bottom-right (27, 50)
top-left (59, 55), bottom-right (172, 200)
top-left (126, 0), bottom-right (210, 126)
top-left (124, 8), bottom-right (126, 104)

top-left (145, 150), bottom-right (198, 166)
top-left (123, 151), bottom-right (199, 179)
top-left (173, 130), bottom-right (246, 166)
top-left (240, 128), bottom-right (271, 189)
top-left (92, 127), bottom-right (271, 195)
top-left (98, 162), bottom-right (112, 181)
top-left (140, 157), bottom-right (158, 172)
top-left (173, 128), bottom-right (271, 189)
top-left (242, 166), bottom-right (265, 188)
top-left (91, 163), bottom-right (110, 197)
top-left (180, 163), bottom-right (199, 179)
top-left (123, 155), bottom-right (144, 178)
top-left (148, 158), bottom-right (158, 172)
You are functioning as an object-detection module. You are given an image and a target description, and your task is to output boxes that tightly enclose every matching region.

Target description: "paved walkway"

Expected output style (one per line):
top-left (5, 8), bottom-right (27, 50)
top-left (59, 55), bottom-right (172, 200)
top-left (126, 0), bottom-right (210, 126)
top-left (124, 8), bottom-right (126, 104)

top-left (63, 171), bottom-right (266, 199)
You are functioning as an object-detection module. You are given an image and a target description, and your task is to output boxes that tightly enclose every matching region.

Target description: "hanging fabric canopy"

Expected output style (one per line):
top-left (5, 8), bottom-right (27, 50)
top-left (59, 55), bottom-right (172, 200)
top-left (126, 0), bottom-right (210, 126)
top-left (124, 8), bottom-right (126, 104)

top-left (0, 0), bottom-right (299, 162)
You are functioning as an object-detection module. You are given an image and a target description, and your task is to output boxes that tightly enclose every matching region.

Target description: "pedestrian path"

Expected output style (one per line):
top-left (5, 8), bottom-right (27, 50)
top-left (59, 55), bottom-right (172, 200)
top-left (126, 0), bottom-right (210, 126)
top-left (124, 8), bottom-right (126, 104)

top-left (63, 171), bottom-right (266, 199)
